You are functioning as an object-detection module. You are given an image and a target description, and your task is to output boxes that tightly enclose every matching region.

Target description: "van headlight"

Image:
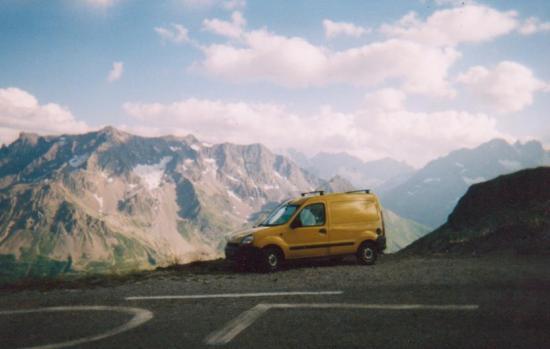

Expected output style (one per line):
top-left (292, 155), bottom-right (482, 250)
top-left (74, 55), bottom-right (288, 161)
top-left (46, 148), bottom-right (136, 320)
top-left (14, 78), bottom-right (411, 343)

top-left (241, 235), bottom-right (254, 245)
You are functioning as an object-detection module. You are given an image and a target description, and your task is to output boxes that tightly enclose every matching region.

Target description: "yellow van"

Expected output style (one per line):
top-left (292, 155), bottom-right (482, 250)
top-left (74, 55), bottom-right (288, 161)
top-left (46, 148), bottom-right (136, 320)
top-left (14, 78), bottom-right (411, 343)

top-left (225, 190), bottom-right (386, 272)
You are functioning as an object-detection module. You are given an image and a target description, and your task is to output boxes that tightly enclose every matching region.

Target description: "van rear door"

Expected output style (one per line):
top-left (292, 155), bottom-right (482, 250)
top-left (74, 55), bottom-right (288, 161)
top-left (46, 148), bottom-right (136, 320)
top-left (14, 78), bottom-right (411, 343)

top-left (328, 200), bottom-right (379, 255)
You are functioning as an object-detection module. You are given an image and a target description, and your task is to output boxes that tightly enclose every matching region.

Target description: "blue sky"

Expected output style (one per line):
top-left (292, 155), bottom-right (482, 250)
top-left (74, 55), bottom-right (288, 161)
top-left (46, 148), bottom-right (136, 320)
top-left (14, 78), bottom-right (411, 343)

top-left (0, 0), bottom-right (549, 166)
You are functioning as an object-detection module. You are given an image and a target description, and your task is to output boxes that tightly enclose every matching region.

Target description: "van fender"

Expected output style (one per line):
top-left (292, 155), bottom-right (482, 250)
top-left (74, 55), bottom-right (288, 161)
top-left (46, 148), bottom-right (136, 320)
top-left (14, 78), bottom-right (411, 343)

top-left (256, 236), bottom-right (289, 258)
top-left (355, 230), bottom-right (379, 249)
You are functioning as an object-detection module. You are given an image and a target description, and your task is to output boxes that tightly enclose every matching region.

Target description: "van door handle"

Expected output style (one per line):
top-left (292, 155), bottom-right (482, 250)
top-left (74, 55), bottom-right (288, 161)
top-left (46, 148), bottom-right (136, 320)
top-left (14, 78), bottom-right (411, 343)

top-left (319, 228), bottom-right (327, 234)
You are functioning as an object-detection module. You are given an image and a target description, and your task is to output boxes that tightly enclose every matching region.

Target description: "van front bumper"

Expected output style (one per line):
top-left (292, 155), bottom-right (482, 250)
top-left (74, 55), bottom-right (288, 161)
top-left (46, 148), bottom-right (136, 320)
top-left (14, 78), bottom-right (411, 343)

top-left (376, 235), bottom-right (387, 252)
top-left (225, 242), bottom-right (262, 263)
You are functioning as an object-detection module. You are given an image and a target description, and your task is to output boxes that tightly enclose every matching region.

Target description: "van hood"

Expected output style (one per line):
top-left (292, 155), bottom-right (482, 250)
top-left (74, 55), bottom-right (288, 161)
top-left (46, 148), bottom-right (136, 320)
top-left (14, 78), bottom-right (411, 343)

top-left (227, 226), bottom-right (269, 243)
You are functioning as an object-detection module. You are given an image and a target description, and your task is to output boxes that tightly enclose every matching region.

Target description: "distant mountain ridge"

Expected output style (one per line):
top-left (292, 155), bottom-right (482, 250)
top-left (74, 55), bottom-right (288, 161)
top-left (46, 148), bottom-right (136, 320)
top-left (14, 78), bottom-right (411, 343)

top-left (403, 167), bottom-right (550, 255)
top-left (380, 139), bottom-right (550, 228)
top-left (284, 149), bottom-right (414, 191)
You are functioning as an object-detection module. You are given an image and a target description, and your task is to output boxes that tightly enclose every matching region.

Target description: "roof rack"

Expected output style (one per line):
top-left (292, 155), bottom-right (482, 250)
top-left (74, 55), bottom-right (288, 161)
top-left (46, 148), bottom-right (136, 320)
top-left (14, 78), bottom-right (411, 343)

top-left (345, 189), bottom-right (371, 194)
top-left (301, 190), bottom-right (325, 197)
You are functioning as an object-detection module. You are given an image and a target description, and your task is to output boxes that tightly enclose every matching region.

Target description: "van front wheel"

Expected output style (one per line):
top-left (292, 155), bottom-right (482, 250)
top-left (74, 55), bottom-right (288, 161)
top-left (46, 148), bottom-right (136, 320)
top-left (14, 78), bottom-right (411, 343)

top-left (260, 247), bottom-right (282, 272)
top-left (357, 242), bottom-right (377, 265)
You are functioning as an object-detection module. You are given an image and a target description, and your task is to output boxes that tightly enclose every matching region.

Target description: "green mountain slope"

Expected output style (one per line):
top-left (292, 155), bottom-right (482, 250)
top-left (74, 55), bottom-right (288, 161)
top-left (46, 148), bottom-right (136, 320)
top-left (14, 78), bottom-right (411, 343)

top-left (383, 209), bottom-right (431, 253)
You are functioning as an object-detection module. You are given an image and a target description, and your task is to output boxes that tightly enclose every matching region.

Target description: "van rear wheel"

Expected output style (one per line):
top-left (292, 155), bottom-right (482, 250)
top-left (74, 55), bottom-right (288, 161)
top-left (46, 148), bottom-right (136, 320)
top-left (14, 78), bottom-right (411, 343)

top-left (259, 247), bottom-right (282, 272)
top-left (357, 242), bottom-right (377, 265)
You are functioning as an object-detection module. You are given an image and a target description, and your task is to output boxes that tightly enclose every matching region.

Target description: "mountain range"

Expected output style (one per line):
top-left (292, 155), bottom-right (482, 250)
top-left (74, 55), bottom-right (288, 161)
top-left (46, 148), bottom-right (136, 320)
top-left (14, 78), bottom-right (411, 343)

top-left (0, 127), bottom-right (428, 281)
top-left (0, 127), bottom-right (325, 279)
top-left (380, 139), bottom-right (550, 228)
top-left (284, 150), bottom-right (414, 191)
top-left (1, 127), bottom-right (547, 281)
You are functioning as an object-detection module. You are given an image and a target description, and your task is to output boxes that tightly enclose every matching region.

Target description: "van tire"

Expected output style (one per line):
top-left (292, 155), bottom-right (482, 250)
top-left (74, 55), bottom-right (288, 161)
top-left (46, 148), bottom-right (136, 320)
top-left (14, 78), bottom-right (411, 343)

top-left (357, 241), bottom-right (377, 265)
top-left (260, 246), bottom-right (283, 272)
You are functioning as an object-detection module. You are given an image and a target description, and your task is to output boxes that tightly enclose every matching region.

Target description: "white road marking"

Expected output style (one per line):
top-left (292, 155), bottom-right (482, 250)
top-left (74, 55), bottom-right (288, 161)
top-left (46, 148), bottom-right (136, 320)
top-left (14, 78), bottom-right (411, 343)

top-left (267, 303), bottom-right (479, 310)
top-left (125, 290), bottom-right (343, 301)
top-left (204, 304), bottom-right (270, 346)
top-left (204, 303), bottom-right (479, 345)
top-left (0, 306), bottom-right (153, 349)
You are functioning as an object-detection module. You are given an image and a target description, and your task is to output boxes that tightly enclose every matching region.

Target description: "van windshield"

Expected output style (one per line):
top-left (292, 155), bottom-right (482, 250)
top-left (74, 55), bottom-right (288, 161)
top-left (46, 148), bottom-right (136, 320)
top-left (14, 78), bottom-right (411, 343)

top-left (260, 204), bottom-right (299, 226)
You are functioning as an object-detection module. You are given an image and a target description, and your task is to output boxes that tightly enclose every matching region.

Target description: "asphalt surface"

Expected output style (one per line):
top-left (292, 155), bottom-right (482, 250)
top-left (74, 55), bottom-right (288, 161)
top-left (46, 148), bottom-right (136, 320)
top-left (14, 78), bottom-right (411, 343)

top-left (1, 254), bottom-right (550, 348)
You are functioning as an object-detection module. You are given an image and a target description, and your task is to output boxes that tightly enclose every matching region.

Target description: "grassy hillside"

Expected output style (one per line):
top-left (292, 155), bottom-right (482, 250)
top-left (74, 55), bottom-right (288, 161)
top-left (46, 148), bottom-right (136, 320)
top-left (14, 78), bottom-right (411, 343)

top-left (383, 209), bottom-right (431, 253)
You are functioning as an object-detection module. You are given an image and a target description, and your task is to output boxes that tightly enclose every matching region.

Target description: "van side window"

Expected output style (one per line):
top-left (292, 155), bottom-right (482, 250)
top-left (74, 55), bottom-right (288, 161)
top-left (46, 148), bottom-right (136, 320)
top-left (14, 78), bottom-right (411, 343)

top-left (297, 203), bottom-right (325, 227)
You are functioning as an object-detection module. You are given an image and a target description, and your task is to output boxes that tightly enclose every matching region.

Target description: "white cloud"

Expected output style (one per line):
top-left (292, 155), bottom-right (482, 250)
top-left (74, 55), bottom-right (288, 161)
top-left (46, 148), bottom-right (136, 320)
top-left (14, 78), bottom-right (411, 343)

top-left (354, 107), bottom-right (504, 165)
top-left (202, 11), bottom-right (246, 39)
top-left (122, 95), bottom-right (505, 166)
top-left (380, 5), bottom-right (518, 46)
top-left (155, 24), bottom-right (190, 44)
top-left (196, 26), bottom-right (459, 95)
top-left (518, 17), bottom-right (550, 35)
top-left (457, 61), bottom-right (549, 113)
top-left (323, 19), bottom-right (370, 39)
top-left (363, 88), bottom-right (407, 111)
top-left (0, 87), bottom-right (89, 145)
top-left (107, 61), bottom-right (124, 82)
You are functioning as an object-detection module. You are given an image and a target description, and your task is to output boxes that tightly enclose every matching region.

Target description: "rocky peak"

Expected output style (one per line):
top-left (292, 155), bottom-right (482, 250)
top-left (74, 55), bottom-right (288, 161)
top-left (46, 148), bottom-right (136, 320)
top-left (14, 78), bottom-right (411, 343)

top-left (181, 134), bottom-right (200, 145)
top-left (318, 175), bottom-right (356, 193)
top-left (96, 126), bottom-right (131, 144)
top-left (17, 132), bottom-right (41, 146)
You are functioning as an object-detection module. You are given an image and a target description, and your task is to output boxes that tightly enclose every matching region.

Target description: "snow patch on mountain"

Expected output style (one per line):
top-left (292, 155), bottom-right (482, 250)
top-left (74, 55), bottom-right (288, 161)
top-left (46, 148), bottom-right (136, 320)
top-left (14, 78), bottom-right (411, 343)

top-left (225, 174), bottom-right (240, 182)
top-left (133, 156), bottom-right (172, 190)
top-left (274, 171), bottom-right (286, 180)
top-left (423, 177), bottom-right (441, 183)
top-left (69, 153), bottom-right (89, 167)
top-left (227, 190), bottom-right (241, 202)
top-left (204, 158), bottom-right (216, 165)
top-left (462, 176), bottom-right (486, 185)
top-left (499, 159), bottom-right (521, 171)
top-left (93, 193), bottom-right (104, 213)
top-left (201, 158), bottom-right (218, 176)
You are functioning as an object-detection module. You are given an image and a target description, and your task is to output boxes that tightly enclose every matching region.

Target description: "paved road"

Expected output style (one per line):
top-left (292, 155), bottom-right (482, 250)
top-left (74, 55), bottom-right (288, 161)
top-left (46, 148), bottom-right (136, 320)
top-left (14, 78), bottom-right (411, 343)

top-left (1, 254), bottom-right (550, 348)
